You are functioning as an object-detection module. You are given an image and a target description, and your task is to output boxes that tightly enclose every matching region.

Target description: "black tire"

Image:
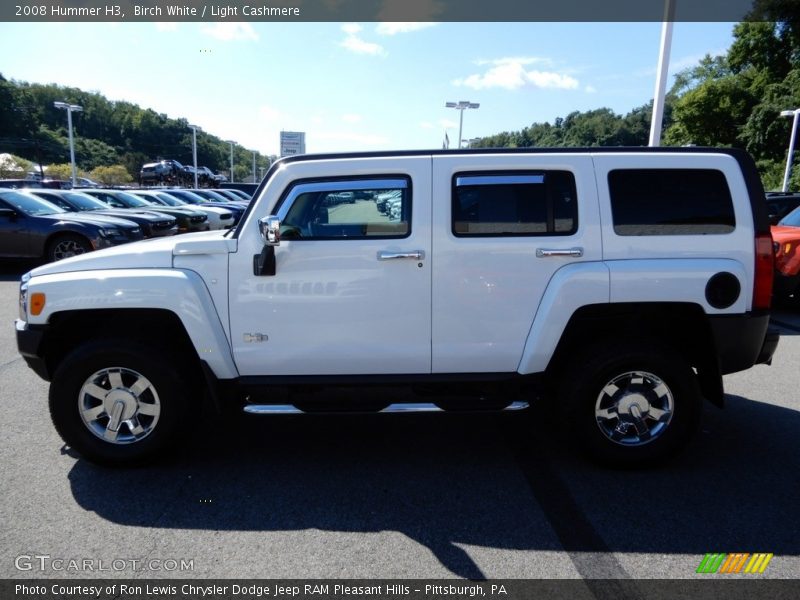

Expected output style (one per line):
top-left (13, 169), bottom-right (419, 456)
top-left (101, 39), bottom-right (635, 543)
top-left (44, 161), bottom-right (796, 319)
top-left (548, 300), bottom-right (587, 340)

top-left (559, 341), bottom-right (702, 468)
top-left (46, 234), bottom-right (92, 262)
top-left (49, 340), bottom-right (189, 466)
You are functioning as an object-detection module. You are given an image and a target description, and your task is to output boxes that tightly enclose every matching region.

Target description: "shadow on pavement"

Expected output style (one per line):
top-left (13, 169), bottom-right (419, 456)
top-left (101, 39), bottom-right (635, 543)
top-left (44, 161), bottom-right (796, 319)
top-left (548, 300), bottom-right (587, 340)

top-left (66, 392), bottom-right (800, 578)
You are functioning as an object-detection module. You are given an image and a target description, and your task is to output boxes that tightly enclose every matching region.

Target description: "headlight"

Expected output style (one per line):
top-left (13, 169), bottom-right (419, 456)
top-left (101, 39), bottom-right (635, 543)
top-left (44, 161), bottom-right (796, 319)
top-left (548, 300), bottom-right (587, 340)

top-left (19, 282), bottom-right (28, 321)
top-left (98, 227), bottom-right (123, 238)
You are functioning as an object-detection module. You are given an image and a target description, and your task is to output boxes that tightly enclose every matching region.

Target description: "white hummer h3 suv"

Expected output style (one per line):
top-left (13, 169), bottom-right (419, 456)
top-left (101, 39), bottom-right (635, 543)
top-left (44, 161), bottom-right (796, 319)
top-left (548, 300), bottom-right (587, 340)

top-left (16, 148), bottom-right (779, 467)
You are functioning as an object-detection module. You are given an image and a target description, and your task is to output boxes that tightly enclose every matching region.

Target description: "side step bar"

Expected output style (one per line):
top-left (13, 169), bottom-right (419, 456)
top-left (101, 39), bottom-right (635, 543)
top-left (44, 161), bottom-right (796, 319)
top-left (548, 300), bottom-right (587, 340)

top-left (243, 401), bottom-right (530, 415)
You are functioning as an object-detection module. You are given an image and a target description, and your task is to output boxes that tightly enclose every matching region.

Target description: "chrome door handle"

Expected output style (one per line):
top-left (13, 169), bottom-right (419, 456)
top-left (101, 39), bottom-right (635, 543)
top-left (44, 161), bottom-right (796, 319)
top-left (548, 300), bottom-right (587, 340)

top-left (536, 248), bottom-right (584, 258)
top-left (377, 250), bottom-right (425, 261)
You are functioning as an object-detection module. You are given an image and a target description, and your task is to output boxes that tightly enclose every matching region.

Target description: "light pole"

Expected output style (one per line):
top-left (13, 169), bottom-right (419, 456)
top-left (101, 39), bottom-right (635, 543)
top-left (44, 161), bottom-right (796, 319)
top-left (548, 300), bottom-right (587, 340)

top-left (188, 124), bottom-right (201, 188)
top-left (446, 101), bottom-right (480, 149)
top-left (252, 150), bottom-right (257, 183)
top-left (53, 101), bottom-right (83, 186)
top-left (226, 139), bottom-right (235, 183)
top-left (781, 109), bottom-right (799, 193)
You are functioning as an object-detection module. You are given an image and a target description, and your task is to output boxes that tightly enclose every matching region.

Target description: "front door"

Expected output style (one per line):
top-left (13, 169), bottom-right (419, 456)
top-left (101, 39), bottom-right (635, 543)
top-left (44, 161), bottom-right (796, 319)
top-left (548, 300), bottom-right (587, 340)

top-left (229, 157), bottom-right (432, 376)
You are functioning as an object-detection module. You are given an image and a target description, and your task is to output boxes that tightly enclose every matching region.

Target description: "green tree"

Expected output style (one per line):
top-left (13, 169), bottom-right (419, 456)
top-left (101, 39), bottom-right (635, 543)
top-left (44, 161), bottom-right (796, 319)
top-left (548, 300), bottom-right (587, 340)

top-left (90, 165), bottom-right (133, 185)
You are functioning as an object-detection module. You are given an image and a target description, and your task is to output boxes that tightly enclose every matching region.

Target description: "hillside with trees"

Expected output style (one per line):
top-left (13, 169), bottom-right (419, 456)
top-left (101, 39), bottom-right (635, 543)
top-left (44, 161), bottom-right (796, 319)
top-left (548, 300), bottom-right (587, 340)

top-left (0, 77), bottom-right (271, 183)
top-left (475, 19), bottom-right (800, 191)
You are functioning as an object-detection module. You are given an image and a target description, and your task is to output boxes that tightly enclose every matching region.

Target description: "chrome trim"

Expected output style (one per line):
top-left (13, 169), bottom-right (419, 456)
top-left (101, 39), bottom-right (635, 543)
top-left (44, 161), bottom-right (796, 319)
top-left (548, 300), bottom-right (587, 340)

top-left (377, 250), bottom-right (425, 261)
top-left (244, 401), bottom-right (529, 415)
top-left (536, 247), bottom-right (584, 258)
top-left (456, 174), bottom-right (545, 186)
top-left (258, 215), bottom-right (281, 246)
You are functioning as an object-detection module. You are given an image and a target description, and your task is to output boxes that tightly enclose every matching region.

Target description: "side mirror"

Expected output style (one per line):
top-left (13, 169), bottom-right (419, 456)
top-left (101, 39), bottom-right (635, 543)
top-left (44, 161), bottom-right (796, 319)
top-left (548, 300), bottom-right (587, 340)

top-left (0, 208), bottom-right (17, 218)
top-left (258, 216), bottom-right (281, 246)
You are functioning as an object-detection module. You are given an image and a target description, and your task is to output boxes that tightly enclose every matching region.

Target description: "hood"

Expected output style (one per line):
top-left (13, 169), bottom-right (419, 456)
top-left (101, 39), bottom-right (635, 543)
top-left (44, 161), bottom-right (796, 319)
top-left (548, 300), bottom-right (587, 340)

top-left (770, 225), bottom-right (800, 242)
top-left (28, 230), bottom-right (237, 278)
top-left (49, 212), bottom-right (139, 229)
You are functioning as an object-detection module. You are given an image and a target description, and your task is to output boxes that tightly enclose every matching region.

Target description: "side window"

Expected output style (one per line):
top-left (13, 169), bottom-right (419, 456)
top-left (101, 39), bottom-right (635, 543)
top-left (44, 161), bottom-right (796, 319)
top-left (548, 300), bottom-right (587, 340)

top-left (452, 171), bottom-right (577, 236)
top-left (608, 169), bottom-right (736, 236)
top-left (279, 178), bottom-right (410, 240)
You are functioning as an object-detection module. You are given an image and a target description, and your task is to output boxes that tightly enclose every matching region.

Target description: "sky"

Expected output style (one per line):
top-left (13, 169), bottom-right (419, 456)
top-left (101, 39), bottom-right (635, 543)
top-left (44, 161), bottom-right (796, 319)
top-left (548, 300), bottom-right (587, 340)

top-left (0, 21), bottom-right (736, 156)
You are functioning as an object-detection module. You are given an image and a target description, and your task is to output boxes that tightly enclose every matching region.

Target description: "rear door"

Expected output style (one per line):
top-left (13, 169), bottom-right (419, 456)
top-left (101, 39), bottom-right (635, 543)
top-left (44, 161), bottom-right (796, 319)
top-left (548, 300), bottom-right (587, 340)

top-left (431, 153), bottom-right (601, 373)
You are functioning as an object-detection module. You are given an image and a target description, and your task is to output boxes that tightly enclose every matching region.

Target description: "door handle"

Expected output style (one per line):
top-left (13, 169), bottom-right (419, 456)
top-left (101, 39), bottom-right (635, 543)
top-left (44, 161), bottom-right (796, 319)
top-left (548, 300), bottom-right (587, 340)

top-left (536, 248), bottom-right (584, 258)
top-left (377, 250), bottom-right (425, 261)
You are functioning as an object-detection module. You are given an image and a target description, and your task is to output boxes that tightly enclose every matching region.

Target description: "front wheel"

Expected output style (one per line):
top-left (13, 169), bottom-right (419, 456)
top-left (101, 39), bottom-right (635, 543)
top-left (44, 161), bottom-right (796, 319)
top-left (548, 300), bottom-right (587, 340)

top-left (47, 234), bottom-right (91, 262)
top-left (559, 341), bottom-right (702, 468)
top-left (49, 340), bottom-right (190, 466)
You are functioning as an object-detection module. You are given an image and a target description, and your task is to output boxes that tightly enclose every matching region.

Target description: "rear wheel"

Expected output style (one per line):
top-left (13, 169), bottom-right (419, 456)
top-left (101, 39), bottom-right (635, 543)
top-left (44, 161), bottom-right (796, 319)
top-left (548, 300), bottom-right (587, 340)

top-left (49, 340), bottom-right (190, 466)
top-left (559, 341), bottom-right (702, 467)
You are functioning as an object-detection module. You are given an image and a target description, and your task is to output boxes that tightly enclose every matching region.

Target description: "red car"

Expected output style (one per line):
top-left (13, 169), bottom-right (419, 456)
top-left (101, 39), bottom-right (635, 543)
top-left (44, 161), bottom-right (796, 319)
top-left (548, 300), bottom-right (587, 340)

top-left (771, 204), bottom-right (800, 298)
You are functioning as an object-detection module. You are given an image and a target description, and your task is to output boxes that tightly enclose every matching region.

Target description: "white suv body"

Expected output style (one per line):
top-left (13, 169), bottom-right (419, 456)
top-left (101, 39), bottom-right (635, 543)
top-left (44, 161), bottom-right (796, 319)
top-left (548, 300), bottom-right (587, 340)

top-left (16, 148), bottom-right (779, 466)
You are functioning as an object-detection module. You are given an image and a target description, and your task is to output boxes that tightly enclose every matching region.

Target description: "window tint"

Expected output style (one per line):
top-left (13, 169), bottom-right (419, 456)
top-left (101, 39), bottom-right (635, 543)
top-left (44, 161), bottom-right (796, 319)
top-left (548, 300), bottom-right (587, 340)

top-left (281, 178), bottom-right (410, 240)
top-left (452, 171), bottom-right (577, 236)
top-left (608, 169), bottom-right (735, 236)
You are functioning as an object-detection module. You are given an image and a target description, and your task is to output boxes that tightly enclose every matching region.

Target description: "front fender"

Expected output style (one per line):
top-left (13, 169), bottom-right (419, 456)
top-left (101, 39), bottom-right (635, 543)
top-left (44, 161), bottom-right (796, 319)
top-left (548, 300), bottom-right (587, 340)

top-left (24, 268), bottom-right (238, 379)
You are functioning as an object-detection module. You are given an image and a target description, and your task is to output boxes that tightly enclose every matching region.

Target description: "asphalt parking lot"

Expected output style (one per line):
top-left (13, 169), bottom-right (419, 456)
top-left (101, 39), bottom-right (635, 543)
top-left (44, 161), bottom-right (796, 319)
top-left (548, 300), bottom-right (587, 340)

top-left (1, 261), bottom-right (798, 582)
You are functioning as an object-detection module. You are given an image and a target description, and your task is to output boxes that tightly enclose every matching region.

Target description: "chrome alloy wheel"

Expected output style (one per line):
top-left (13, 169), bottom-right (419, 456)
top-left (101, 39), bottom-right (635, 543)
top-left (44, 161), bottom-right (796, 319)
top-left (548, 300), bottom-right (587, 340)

top-left (78, 367), bottom-right (161, 444)
top-left (594, 371), bottom-right (674, 446)
top-left (52, 239), bottom-right (88, 260)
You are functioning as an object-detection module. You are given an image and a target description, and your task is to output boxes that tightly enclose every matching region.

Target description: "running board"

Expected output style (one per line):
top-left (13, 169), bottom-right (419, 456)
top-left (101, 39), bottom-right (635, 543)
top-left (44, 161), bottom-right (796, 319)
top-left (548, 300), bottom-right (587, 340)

top-left (243, 401), bottom-right (530, 415)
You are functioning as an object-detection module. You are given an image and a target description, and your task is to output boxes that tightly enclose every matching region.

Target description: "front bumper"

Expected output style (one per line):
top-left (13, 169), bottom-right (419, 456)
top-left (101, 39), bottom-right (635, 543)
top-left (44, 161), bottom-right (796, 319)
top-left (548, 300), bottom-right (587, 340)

top-left (15, 320), bottom-right (50, 381)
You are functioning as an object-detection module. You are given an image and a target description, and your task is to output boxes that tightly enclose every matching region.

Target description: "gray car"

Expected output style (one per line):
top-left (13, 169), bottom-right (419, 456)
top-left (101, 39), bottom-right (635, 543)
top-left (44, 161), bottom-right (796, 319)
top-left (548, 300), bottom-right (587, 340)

top-left (0, 189), bottom-right (143, 262)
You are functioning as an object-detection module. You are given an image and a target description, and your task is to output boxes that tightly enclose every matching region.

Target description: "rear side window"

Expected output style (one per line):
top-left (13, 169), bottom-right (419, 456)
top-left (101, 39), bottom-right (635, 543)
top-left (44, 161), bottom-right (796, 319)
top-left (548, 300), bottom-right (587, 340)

top-left (452, 171), bottom-right (577, 236)
top-left (608, 169), bottom-right (735, 236)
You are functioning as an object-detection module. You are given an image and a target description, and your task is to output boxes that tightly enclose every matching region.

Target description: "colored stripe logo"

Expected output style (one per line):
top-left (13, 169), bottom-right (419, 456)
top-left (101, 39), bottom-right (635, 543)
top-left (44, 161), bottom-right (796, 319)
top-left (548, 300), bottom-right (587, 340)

top-left (697, 553), bottom-right (773, 574)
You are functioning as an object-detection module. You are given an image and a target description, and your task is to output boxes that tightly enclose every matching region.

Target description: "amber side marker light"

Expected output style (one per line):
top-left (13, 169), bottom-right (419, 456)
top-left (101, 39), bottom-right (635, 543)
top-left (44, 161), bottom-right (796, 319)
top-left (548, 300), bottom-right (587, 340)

top-left (30, 293), bottom-right (46, 316)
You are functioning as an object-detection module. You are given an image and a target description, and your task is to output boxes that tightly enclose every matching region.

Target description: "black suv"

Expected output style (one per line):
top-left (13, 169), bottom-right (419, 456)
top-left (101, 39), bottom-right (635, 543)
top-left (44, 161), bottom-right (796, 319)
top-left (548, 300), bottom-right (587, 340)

top-left (139, 160), bottom-right (184, 186)
top-left (765, 192), bottom-right (800, 225)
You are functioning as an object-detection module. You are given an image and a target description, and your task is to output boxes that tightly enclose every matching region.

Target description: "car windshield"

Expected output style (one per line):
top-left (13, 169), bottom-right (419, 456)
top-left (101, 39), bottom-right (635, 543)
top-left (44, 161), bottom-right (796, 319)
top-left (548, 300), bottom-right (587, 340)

top-left (779, 206), bottom-right (800, 227)
top-left (168, 190), bottom-right (206, 204)
top-left (113, 191), bottom-right (155, 208)
top-left (195, 190), bottom-right (229, 202)
top-left (0, 190), bottom-right (67, 215)
top-left (62, 191), bottom-right (111, 211)
top-left (154, 193), bottom-right (185, 206)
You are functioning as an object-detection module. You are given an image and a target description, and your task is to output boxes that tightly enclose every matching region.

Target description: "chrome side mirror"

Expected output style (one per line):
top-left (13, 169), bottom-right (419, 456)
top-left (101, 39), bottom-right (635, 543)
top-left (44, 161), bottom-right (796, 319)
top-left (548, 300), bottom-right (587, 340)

top-left (258, 216), bottom-right (281, 246)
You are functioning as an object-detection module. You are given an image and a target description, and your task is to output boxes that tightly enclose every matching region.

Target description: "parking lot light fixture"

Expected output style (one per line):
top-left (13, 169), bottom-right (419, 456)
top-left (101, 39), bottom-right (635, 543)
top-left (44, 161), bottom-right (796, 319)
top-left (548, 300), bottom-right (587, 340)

top-left (226, 140), bottom-right (235, 183)
top-left (189, 124), bottom-right (202, 189)
top-left (781, 109), bottom-right (800, 193)
top-left (53, 101), bottom-right (83, 187)
top-left (446, 101), bottom-right (480, 149)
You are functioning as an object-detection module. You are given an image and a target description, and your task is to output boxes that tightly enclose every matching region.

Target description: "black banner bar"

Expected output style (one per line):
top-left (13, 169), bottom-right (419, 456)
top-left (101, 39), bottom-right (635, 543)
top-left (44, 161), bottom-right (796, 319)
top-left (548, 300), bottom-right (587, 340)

top-left (1, 0), bottom-right (781, 23)
top-left (4, 579), bottom-right (800, 600)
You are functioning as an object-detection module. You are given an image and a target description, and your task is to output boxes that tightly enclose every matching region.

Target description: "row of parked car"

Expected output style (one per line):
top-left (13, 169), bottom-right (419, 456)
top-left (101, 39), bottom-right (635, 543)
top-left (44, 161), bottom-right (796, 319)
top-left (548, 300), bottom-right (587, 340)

top-left (0, 185), bottom-right (252, 262)
top-left (139, 159), bottom-right (227, 188)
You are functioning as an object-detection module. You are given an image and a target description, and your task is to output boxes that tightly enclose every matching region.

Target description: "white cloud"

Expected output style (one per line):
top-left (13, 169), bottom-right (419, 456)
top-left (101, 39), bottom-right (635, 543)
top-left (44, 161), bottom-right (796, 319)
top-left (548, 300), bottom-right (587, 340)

top-left (341, 114), bottom-right (362, 124)
top-left (454, 57), bottom-right (579, 91)
top-left (339, 23), bottom-right (386, 56)
top-left (419, 121), bottom-right (435, 130)
top-left (154, 22), bottom-right (178, 32)
top-left (585, 84), bottom-right (598, 93)
top-left (439, 119), bottom-right (458, 129)
top-left (342, 23), bottom-right (362, 35)
top-left (376, 22), bottom-right (437, 36)
top-left (200, 23), bottom-right (258, 42)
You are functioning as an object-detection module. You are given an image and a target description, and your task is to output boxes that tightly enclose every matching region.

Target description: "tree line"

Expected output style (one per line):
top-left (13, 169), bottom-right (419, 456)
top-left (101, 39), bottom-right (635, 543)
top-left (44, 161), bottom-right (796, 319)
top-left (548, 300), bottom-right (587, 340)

top-left (475, 20), bottom-right (800, 191)
top-left (0, 75), bottom-right (272, 183)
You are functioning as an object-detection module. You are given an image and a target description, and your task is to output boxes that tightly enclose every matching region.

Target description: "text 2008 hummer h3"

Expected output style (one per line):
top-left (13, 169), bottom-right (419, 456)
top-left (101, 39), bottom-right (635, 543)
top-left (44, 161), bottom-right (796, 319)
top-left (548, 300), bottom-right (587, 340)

top-left (16, 148), bottom-right (779, 467)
